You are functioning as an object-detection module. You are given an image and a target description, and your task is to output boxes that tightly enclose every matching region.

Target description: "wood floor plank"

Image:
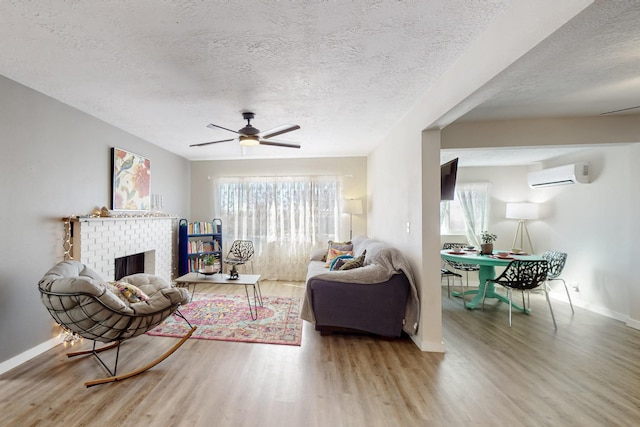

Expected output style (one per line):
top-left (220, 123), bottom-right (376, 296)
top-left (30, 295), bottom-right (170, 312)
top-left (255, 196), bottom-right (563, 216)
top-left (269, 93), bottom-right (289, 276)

top-left (2, 281), bottom-right (640, 426)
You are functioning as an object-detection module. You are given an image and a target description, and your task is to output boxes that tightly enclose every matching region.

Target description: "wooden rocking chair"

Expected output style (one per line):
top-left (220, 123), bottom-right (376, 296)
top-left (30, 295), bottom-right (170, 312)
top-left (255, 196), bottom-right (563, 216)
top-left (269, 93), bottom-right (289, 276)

top-left (38, 260), bottom-right (196, 387)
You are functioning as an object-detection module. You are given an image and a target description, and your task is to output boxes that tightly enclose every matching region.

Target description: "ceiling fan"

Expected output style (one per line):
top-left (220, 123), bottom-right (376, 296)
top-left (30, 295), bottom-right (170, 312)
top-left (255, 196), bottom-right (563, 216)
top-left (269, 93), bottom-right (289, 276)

top-left (190, 112), bottom-right (301, 149)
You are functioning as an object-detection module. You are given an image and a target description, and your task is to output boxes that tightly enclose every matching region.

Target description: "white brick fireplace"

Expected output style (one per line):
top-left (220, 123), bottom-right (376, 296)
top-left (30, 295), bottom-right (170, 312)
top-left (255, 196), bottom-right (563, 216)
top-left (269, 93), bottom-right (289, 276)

top-left (69, 216), bottom-right (178, 281)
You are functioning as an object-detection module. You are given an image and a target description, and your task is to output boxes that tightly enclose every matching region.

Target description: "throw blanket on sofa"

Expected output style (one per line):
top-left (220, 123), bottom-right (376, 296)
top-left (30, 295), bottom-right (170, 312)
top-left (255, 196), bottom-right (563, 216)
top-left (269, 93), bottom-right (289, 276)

top-left (301, 237), bottom-right (420, 336)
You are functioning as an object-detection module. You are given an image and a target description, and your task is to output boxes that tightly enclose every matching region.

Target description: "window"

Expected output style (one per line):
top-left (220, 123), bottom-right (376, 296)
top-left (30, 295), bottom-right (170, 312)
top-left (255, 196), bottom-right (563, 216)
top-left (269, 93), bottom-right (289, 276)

top-left (440, 182), bottom-right (490, 246)
top-left (216, 176), bottom-right (341, 281)
top-left (440, 199), bottom-right (467, 235)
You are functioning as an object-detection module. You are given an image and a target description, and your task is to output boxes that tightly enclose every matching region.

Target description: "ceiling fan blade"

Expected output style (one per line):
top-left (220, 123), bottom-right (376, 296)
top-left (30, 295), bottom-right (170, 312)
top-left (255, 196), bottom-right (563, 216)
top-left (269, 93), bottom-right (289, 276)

top-left (207, 123), bottom-right (242, 135)
top-left (189, 138), bottom-right (236, 147)
top-left (260, 124), bottom-right (300, 140)
top-left (600, 105), bottom-right (640, 115)
top-left (259, 139), bottom-right (301, 149)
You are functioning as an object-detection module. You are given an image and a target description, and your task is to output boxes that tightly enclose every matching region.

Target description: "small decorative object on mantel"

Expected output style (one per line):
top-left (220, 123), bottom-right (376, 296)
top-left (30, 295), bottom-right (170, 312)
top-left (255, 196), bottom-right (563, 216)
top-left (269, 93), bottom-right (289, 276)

top-left (480, 231), bottom-right (497, 255)
top-left (72, 209), bottom-right (174, 220)
top-left (229, 265), bottom-right (239, 280)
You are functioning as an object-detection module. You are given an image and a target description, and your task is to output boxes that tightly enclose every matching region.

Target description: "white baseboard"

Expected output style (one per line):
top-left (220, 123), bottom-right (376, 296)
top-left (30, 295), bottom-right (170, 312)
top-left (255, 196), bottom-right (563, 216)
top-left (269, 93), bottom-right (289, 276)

top-left (447, 286), bottom-right (636, 329)
top-left (0, 336), bottom-right (62, 376)
top-left (575, 301), bottom-right (626, 322)
top-left (626, 318), bottom-right (640, 330)
top-left (411, 334), bottom-right (446, 353)
top-left (548, 292), bottom-right (627, 322)
top-left (547, 292), bottom-right (640, 328)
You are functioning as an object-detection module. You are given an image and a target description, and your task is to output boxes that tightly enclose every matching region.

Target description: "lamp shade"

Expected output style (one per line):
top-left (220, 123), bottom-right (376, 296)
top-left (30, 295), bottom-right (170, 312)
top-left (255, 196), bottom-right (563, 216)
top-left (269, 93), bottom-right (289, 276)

top-left (239, 135), bottom-right (260, 146)
top-left (506, 202), bottom-right (539, 220)
top-left (343, 199), bottom-right (363, 215)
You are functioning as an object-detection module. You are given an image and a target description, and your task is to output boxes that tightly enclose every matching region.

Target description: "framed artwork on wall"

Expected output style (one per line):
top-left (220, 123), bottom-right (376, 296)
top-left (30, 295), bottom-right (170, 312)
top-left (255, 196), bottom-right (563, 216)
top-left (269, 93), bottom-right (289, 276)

top-left (111, 147), bottom-right (151, 211)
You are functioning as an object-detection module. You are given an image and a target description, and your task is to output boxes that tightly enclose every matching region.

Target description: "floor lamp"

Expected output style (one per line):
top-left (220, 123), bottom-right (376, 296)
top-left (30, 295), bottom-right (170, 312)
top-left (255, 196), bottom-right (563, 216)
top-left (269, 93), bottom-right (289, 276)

top-left (506, 202), bottom-right (539, 254)
top-left (343, 199), bottom-right (363, 240)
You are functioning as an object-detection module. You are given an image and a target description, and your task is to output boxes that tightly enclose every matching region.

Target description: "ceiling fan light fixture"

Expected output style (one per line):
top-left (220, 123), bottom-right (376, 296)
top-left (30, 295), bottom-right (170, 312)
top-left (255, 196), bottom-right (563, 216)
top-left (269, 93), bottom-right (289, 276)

top-left (239, 135), bottom-right (260, 146)
top-left (196, 112), bottom-right (301, 149)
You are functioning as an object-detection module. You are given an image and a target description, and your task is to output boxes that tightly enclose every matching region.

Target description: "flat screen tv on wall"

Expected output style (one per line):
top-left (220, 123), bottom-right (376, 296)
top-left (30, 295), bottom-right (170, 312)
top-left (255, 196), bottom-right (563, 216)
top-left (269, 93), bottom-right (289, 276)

top-left (441, 158), bottom-right (458, 201)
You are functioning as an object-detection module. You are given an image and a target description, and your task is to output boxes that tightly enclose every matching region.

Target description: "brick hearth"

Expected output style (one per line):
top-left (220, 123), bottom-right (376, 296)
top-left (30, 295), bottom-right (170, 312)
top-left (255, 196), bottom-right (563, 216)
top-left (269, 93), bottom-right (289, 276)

top-left (69, 216), bottom-right (178, 281)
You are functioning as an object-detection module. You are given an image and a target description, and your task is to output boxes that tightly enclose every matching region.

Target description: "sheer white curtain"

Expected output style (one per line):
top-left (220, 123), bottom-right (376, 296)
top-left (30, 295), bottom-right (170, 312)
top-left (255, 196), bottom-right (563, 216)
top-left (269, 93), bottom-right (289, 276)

top-left (455, 182), bottom-right (490, 247)
top-left (215, 176), bottom-right (341, 281)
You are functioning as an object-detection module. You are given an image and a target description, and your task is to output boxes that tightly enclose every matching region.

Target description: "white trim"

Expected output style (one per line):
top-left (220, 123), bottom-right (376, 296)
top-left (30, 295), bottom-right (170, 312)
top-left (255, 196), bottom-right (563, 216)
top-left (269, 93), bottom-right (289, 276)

top-left (411, 335), bottom-right (446, 353)
top-left (576, 302), bottom-right (627, 323)
top-left (626, 318), bottom-right (640, 330)
top-left (0, 336), bottom-right (62, 376)
top-left (549, 293), bottom-right (633, 326)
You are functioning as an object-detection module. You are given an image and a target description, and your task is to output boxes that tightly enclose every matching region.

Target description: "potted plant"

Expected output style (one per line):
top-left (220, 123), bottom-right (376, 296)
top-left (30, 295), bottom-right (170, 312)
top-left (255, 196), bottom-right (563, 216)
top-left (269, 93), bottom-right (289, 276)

top-left (202, 254), bottom-right (218, 273)
top-left (480, 231), bottom-right (497, 255)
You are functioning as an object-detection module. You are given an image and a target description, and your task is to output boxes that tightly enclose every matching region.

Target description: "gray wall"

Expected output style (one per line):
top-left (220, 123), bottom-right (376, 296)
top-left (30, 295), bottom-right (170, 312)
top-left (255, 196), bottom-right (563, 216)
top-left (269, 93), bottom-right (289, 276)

top-left (0, 75), bottom-right (191, 365)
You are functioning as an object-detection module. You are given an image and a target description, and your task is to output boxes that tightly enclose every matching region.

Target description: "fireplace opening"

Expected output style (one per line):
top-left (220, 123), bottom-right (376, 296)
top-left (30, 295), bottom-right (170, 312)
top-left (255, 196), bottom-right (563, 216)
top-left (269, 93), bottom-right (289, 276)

top-left (115, 253), bottom-right (145, 281)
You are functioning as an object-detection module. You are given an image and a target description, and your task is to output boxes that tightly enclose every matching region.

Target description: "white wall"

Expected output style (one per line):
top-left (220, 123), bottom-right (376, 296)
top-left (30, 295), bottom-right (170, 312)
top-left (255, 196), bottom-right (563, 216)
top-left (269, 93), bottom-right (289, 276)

top-left (0, 75), bottom-right (190, 369)
top-left (189, 157), bottom-right (367, 242)
top-left (441, 116), bottom-right (640, 149)
top-left (367, 0), bottom-right (591, 351)
top-left (443, 143), bottom-right (640, 326)
top-left (368, 115), bottom-right (433, 349)
top-left (629, 143), bottom-right (640, 326)
top-left (536, 145), bottom-right (638, 322)
top-left (443, 165), bottom-right (536, 251)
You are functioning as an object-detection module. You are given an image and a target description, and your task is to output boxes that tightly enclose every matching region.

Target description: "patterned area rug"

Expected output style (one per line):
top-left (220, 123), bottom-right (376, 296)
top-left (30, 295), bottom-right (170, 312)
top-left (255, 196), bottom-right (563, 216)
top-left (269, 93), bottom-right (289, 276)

top-left (147, 293), bottom-right (303, 346)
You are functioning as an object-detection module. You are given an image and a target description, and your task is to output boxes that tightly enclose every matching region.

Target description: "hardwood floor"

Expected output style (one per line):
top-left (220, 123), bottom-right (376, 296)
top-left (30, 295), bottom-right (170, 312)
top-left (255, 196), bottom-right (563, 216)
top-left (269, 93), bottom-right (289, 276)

top-left (2, 281), bottom-right (640, 426)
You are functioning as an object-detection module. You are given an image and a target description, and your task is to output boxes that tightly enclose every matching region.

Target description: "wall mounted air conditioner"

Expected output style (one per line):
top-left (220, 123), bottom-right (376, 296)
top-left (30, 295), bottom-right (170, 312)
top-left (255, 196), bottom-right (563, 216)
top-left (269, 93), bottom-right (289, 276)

top-left (527, 163), bottom-right (590, 188)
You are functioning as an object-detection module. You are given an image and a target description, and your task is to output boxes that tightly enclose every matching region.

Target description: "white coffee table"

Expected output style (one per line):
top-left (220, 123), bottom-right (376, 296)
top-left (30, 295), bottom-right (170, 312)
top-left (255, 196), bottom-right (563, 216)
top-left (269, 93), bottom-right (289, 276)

top-left (174, 272), bottom-right (263, 320)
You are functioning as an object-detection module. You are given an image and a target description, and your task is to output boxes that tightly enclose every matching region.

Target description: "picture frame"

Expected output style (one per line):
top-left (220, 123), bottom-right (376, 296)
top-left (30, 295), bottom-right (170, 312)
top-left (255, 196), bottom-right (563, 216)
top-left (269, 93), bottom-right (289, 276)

top-left (111, 147), bottom-right (151, 211)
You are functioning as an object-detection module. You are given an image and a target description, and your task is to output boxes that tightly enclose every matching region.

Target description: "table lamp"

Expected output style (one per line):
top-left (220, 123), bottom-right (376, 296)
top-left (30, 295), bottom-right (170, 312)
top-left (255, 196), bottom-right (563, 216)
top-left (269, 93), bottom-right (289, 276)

top-left (506, 202), bottom-right (539, 254)
top-left (343, 199), bottom-right (363, 240)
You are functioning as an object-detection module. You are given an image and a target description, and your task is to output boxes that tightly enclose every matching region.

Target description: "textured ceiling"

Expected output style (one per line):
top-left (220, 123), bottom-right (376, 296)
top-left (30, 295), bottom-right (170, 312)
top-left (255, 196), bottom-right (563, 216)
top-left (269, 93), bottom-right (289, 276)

top-left (1, 1), bottom-right (638, 165)
top-left (0, 0), bottom-right (509, 160)
top-left (438, 0), bottom-right (640, 167)
top-left (440, 0), bottom-right (640, 123)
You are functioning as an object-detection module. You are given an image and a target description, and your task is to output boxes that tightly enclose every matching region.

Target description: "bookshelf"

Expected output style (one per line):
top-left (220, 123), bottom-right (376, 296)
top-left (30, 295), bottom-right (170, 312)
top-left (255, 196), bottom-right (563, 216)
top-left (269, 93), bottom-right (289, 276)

top-left (178, 218), bottom-right (222, 275)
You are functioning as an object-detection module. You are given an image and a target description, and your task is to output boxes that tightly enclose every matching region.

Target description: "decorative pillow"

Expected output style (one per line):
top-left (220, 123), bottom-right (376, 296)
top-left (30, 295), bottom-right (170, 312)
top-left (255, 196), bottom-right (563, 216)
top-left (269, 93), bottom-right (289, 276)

top-left (108, 281), bottom-right (149, 304)
top-left (330, 254), bottom-right (353, 271)
top-left (325, 248), bottom-right (354, 267)
top-left (339, 250), bottom-right (367, 271)
top-left (321, 240), bottom-right (353, 262)
top-left (331, 258), bottom-right (347, 271)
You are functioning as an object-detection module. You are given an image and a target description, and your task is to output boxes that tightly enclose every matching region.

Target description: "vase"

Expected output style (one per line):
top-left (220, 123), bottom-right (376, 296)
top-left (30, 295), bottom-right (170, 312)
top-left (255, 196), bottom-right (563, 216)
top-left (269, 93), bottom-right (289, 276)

top-left (481, 243), bottom-right (494, 255)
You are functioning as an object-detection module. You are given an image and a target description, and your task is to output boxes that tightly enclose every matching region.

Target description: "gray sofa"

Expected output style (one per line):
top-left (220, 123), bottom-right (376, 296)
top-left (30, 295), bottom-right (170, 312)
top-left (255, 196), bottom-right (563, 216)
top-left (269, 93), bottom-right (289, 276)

top-left (301, 236), bottom-right (420, 338)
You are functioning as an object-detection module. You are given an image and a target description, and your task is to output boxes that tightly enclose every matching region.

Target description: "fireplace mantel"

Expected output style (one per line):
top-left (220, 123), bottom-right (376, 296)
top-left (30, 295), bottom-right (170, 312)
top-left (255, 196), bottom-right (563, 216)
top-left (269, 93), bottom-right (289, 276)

top-left (68, 216), bottom-right (178, 221)
top-left (67, 216), bottom-right (178, 281)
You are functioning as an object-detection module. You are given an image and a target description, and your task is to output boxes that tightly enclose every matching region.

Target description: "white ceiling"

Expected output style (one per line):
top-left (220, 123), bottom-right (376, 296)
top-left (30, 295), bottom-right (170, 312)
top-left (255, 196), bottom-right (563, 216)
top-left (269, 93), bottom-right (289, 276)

top-left (439, 0), bottom-right (640, 166)
top-left (443, 0), bottom-right (640, 123)
top-left (1, 1), bottom-right (638, 165)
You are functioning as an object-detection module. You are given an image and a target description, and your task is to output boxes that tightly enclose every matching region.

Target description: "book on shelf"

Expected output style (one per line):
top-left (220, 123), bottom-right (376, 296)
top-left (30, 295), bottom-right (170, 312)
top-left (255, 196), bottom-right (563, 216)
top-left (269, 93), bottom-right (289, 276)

top-left (187, 221), bottom-right (215, 235)
top-left (186, 240), bottom-right (220, 254)
top-left (179, 218), bottom-right (222, 276)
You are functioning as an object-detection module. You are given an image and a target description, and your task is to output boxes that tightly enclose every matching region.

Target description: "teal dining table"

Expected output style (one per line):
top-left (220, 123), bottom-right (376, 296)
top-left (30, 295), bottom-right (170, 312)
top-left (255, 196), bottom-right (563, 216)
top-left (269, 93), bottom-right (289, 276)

top-left (440, 249), bottom-right (545, 310)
